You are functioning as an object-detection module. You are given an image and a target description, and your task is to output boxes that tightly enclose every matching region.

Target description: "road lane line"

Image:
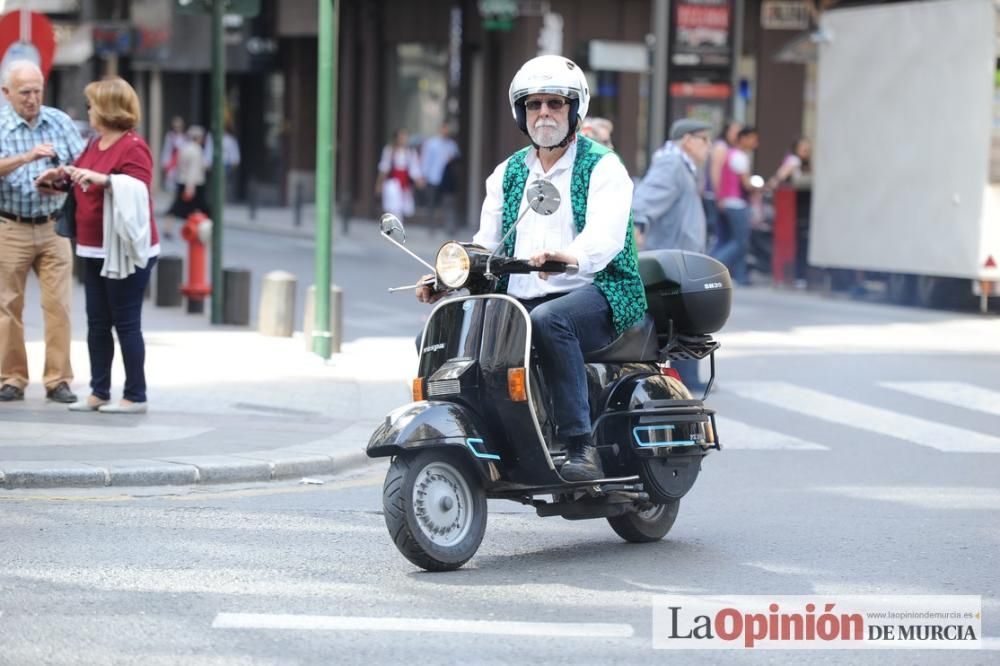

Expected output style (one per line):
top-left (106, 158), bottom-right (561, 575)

top-left (881, 381), bottom-right (1000, 418)
top-left (726, 382), bottom-right (1000, 453)
top-left (212, 613), bottom-right (634, 638)
top-left (715, 416), bottom-right (828, 450)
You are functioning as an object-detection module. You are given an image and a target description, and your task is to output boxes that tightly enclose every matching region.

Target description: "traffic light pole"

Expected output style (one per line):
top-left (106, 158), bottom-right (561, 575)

top-left (312, 0), bottom-right (338, 358)
top-left (210, 0), bottom-right (226, 324)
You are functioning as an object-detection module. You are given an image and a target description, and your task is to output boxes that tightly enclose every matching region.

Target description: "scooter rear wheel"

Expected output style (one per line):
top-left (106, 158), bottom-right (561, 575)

top-left (382, 448), bottom-right (487, 571)
top-left (607, 499), bottom-right (680, 543)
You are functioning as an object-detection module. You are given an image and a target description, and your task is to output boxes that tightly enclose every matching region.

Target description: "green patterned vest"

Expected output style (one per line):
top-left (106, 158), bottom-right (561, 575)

top-left (498, 133), bottom-right (647, 335)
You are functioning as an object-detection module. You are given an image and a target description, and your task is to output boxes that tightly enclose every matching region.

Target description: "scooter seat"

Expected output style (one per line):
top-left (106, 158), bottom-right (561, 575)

top-left (584, 313), bottom-right (659, 363)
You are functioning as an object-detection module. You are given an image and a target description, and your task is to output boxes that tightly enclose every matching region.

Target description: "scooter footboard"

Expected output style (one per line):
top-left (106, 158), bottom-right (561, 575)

top-left (367, 401), bottom-right (500, 481)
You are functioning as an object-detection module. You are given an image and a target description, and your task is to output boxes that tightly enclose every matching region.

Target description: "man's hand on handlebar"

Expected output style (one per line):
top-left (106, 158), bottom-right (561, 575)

top-left (527, 249), bottom-right (578, 280)
top-left (415, 274), bottom-right (448, 304)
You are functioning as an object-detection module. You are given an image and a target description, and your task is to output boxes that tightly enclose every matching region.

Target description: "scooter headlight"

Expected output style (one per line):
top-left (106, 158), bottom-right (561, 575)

top-left (435, 242), bottom-right (471, 289)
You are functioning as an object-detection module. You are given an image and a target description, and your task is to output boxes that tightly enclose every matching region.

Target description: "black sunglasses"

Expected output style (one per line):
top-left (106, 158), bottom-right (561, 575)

top-left (524, 99), bottom-right (567, 111)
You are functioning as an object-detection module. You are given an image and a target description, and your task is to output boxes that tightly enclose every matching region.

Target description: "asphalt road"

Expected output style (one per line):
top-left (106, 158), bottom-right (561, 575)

top-left (3, 281), bottom-right (998, 664)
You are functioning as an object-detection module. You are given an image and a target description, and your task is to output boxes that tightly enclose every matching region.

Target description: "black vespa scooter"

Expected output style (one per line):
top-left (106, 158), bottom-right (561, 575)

top-left (368, 179), bottom-right (732, 571)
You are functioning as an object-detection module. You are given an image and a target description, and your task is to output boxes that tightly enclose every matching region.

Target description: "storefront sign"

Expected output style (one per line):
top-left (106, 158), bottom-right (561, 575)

top-left (672, 0), bottom-right (732, 68)
top-left (761, 0), bottom-right (811, 30)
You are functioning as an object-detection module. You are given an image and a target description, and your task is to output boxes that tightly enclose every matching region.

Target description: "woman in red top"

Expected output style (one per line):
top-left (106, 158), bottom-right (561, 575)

top-left (36, 77), bottom-right (159, 414)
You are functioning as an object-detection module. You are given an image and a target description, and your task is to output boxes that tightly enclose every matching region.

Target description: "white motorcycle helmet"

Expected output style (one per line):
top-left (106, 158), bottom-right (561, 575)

top-left (508, 55), bottom-right (590, 143)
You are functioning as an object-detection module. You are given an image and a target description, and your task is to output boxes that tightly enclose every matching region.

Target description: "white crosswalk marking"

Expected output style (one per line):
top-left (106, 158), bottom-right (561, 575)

top-left (715, 417), bottom-right (829, 450)
top-left (725, 382), bottom-right (1000, 454)
top-left (880, 382), bottom-right (1000, 418)
top-left (213, 613), bottom-right (635, 638)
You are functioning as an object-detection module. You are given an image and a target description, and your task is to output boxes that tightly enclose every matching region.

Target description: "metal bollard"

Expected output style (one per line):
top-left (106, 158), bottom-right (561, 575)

top-left (303, 284), bottom-right (343, 354)
top-left (258, 271), bottom-right (297, 337)
top-left (223, 268), bottom-right (252, 326)
top-left (155, 255), bottom-right (184, 307)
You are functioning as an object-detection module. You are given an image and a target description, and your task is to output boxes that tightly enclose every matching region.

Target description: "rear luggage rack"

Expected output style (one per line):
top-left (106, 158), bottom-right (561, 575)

top-left (662, 334), bottom-right (719, 361)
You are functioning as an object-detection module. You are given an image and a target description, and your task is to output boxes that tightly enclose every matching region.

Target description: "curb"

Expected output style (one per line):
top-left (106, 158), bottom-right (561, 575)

top-left (0, 448), bottom-right (378, 490)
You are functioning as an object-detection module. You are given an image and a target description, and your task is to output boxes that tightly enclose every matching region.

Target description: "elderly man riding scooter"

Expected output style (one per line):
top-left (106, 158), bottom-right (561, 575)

top-left (417, 55), bottom-right (646, 482)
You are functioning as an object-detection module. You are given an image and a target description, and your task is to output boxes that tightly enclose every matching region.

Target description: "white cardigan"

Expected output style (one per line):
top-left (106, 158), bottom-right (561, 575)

top-left (101, 174), bottom-right (152, 279)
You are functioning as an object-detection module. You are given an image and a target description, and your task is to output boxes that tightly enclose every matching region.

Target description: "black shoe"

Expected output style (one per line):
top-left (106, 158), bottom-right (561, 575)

top-left (0, 384), bottom-right (24, 401)
top-left (46, 382), bottom-right (77, 404)
top-left (560, 437), bottom-right (604, 482)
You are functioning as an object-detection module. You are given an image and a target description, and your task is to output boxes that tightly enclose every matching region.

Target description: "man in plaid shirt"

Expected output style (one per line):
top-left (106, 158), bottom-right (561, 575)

top-left (0, 61), bottom-right (84, 403)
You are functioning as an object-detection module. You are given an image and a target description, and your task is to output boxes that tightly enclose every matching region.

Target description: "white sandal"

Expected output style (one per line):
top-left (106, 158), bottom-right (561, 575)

top-left (68, 398), bottom-right (109, 412)
top-left (98, 401), bottom-right (148, 414)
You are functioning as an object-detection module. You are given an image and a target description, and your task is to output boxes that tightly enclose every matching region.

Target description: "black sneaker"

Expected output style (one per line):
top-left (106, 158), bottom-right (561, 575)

top-left (560, 437), bottom-right (604, 482)
top-left (0, 384), bottom-right (24, 401)
top-left (46, 382), bottom-right (77, 404)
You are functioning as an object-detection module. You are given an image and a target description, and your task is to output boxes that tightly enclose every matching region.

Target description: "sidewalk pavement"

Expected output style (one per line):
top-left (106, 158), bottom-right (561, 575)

top-left (0, 200), bottom-right (456, 491)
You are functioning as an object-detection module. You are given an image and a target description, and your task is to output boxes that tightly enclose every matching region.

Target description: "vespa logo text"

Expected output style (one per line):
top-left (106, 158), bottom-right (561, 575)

top-left (422, 343), bottom-right (446, 354)
top-left (703, 282), bottom-right (723, 290)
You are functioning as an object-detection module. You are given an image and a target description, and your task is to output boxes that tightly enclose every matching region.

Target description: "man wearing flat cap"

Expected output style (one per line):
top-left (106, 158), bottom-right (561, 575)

top-left (631, 117), bottom-right (712, 252)
top-left (631, 117), bottom-right (713, 391)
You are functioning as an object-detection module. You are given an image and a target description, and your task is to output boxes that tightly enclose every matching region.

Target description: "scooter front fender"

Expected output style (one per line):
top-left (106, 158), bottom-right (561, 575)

top-left (367, 401), bottom-right (500, 479)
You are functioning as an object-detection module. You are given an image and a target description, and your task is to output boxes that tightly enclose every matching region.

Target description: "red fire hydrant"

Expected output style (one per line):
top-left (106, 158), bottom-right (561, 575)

top-left (180, 211), bottom-right (212, 313)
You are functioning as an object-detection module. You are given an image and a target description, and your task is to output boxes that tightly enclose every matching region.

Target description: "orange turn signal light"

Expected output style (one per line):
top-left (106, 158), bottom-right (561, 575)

top-left (412, 377), bottom-right (425, 402)
top-left (507, 367), bottom-right (528, 402)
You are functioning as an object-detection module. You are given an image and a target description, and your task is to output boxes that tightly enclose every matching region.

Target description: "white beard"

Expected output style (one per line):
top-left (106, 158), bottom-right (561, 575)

top-left (527, 116), bottom-right (568, 148)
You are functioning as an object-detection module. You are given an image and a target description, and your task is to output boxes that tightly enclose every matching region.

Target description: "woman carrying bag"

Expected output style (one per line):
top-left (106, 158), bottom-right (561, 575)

top-left (35, 77), bottom-right (160, 414)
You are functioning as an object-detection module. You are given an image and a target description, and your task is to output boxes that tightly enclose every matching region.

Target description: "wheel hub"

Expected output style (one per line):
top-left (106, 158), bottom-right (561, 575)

top-left (413, 462), bottom-right (473, 547)
top-left (636, 503), bottom-right (665, 521)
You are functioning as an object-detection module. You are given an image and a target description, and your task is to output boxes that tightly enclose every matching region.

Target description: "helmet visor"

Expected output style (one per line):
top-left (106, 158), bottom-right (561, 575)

top-left (511, 86), bottom-right (580, 103)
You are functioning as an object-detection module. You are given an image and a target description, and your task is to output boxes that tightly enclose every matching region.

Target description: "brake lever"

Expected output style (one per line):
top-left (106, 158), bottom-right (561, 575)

top-left (537, 260), bottom-right (579, 276)
top-left (387, 275), bottom-right (437, 293)
top-left (500, 258), bottom-right (580, 276)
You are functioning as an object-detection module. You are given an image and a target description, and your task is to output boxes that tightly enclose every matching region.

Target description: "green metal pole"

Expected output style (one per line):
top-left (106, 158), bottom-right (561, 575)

top-left (312, 0), bottom-right (338, 358)
top-left (210, 0), bottom-right (226, 324)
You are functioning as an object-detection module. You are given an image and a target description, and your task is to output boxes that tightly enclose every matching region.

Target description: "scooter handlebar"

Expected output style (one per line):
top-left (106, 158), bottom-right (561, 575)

top-left (491, 256), bottom-right (578, 277)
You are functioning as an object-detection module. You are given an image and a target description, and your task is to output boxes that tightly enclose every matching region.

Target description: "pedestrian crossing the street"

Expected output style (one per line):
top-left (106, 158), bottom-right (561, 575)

top-left (716, 381), bottom-right (1000, 454)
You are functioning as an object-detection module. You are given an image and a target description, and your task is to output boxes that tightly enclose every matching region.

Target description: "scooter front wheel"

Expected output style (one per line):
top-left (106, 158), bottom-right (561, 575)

top-left (382, 448), bottom-right (487, 571)
top-left (607, 499), bottom-right (680, 543)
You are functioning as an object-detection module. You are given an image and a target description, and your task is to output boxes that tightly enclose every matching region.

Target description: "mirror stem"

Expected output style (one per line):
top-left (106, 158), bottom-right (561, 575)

top-left (380, 232), bottom-right (436, 272)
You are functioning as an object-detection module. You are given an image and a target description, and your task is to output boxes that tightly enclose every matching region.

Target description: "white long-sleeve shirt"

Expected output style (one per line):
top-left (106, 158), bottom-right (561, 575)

top-left (472, 141), bottom-right (634, 299)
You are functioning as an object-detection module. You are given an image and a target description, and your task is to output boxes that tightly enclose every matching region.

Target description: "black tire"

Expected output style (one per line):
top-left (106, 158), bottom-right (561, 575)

top-left (382, 449), bottom-right (487, 571)
top-left (607, 499), bottom-right (680, 543)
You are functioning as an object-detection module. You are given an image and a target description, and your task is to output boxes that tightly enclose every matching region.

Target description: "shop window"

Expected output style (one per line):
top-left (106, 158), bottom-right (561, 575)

top-left (384, 43), bottom-right (449, 147)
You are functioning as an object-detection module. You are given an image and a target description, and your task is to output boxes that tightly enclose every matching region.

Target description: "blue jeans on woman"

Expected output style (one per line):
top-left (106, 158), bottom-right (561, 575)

top-left (82, 257), bottom-right (156, 403)
top-left (712, 205), bottom-right (751, 285)
top-left (524, 285), bottom-right (614, 439)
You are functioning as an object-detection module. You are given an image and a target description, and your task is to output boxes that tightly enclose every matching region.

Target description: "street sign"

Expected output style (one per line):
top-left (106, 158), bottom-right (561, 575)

top-left (479, 0), bottom-right (517, 31)
top-left (175, 0), bottom-right (261, 18)
top-left (761, 0), bottom-right (810, 30)
top-left (0, 10), bottom-right (56, 78)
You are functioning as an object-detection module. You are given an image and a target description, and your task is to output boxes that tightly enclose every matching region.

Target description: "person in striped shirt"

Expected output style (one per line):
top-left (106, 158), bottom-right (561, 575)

top-left (0, 60), bottom-right (84, 403)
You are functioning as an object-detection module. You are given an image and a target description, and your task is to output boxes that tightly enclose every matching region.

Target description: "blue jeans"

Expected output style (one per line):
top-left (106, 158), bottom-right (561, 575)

top-left (702, 196), bottom-right (719, 247)
top-left (82, 257), bottom-right (156, 402)
top-left (524, 285), bottom-right (614, 439)
top-left (712, 206), bottom-right (750, 284)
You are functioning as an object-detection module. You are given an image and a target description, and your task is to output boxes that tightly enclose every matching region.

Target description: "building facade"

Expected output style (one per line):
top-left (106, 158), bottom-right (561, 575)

top-left (30, 0), bottom-right (821, 222)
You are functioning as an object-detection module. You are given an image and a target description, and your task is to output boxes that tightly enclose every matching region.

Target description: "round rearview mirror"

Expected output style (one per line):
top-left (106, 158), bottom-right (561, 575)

top-left (526, 179), bottom-right (561, 215)
top-left (379, 213), bottom-right (406, 241)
